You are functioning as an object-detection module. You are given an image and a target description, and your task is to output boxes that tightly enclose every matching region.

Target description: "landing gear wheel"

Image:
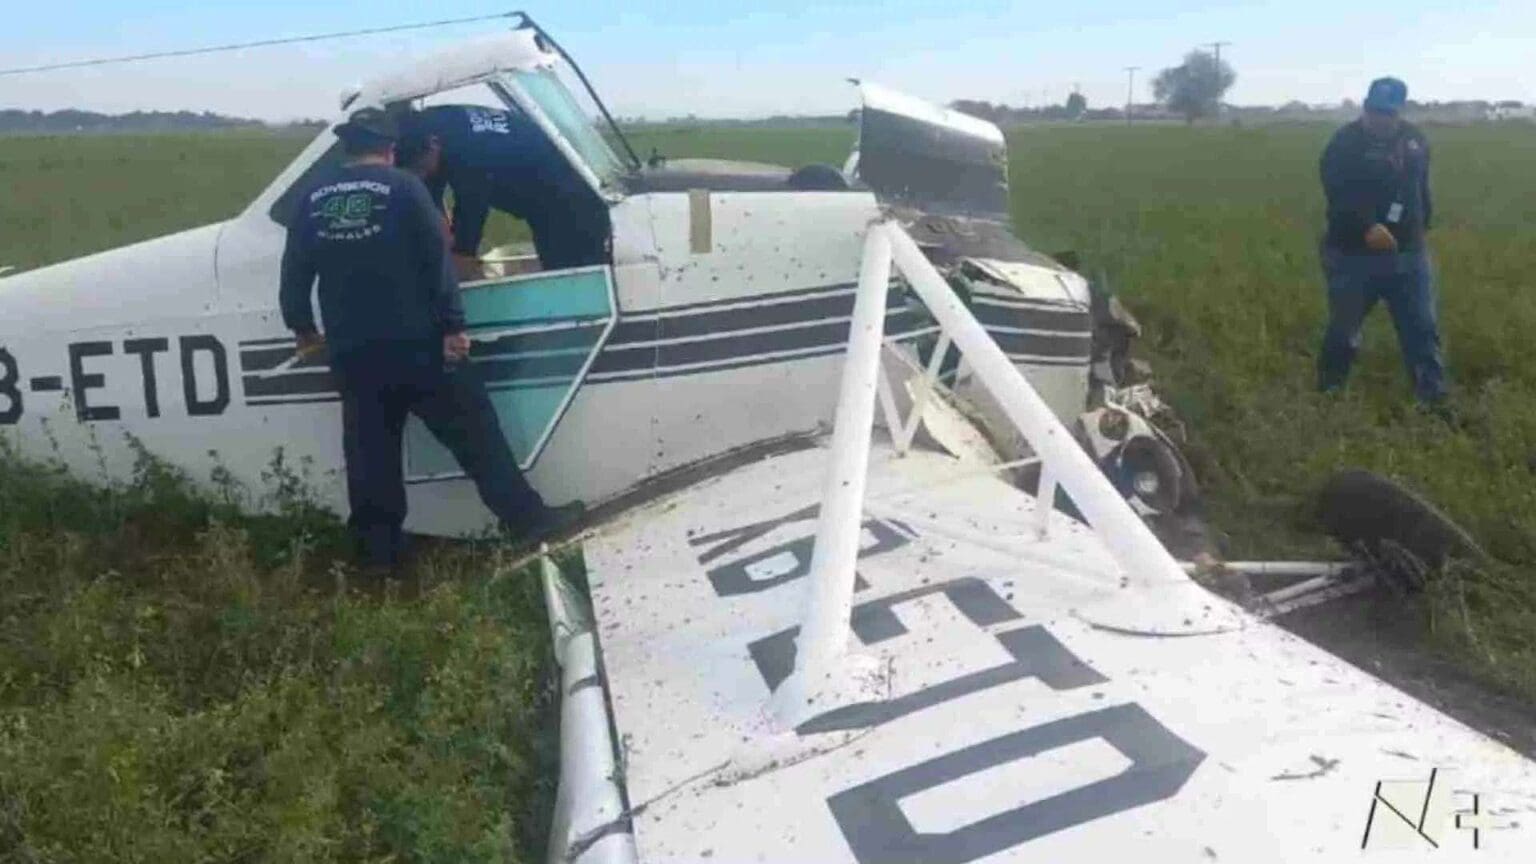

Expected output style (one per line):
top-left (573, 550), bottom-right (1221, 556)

top-left (1317, 469), bottom-right (1483, 593)
top-left (1151, 424), bottom-right (1200, 512)
top-left (1120, 437), bottom-right (1183, 514)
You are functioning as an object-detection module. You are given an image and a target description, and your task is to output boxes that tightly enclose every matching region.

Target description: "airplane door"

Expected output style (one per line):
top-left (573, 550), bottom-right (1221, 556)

top-left (404, 265), bottom-right (617, 479)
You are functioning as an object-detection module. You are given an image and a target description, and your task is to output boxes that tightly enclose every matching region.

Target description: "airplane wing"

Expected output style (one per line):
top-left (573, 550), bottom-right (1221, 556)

top-left (568, 439), bottom-right (1536, 862)
top-left (541, 222), bottom-right (1536, 863)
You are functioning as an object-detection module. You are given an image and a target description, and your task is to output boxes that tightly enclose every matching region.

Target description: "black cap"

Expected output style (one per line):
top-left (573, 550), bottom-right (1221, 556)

top-left (334, 107), bottom-right (398, 144)
top-left (395, 111), bottom-right (433, 164)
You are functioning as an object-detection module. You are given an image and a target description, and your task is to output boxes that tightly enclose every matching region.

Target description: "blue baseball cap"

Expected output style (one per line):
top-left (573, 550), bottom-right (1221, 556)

top-left (1364, 77), bottom-right (1408, 115)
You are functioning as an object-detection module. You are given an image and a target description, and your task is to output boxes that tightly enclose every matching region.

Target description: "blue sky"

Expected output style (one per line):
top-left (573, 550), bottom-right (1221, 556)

top-left (1, 1), bottom-right (1531, 119)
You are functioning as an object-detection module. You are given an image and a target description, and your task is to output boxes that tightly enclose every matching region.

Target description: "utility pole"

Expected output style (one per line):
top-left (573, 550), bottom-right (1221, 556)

top-left (1124, 66), bottom-right (1140, 125)
top-left (1204, 42), bottom-right (1231, 118)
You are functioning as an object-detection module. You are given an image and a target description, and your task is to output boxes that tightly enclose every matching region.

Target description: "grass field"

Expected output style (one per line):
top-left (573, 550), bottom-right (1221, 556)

top-left (2, 121), bottom-right (1535, 858)
top-left (0, 443), bottom-right (564, 862)
top-left (3, 133), bottom-right (560, 862)
top-left (1001, 123), bottom-right (1536, 706)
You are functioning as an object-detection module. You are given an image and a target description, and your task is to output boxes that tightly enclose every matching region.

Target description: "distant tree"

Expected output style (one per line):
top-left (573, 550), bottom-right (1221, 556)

top-left (1152, 50), bottom-right (1236, 124)
top-left (1065, 92), bottom-right (1087, 119)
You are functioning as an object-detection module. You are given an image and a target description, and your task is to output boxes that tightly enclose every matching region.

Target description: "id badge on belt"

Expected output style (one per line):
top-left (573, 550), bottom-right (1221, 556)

top-left (1386, 202), bottom-right (1404, 224)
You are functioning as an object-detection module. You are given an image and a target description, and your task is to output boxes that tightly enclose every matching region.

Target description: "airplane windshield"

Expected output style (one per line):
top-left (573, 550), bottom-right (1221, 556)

top-left (505, 68), bottom-right (626, 186)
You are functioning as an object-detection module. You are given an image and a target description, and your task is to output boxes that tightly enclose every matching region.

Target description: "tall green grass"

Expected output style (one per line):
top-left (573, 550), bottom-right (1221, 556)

top-left (0, 131), bottom-right (555, 862)
top-left (1005, 123), bottom-right (1536, 697)
top-left (0, 133), bottom-right (304, 271)
top-left (0, 437), bottom-right (560, 861)
top-left (626, 124), bottom-right (854, 167)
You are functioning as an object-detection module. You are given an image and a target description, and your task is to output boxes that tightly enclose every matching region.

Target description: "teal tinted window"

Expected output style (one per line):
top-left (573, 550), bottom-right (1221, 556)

top-left (405, 266), bottom-right (615, 476)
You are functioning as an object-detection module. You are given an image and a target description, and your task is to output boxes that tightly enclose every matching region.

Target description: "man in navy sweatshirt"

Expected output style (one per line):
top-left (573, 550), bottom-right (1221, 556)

top-left (395, 104), bottom-right (609, 277)
top-left (279, 107), bottom-right (580, 570)
top-left (1317, 77), bottom-right (1446, 406)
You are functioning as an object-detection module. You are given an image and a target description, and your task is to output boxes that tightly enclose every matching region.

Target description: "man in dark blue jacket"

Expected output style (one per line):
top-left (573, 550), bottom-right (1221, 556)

top-left (395, 104), bottom-right (609, 277)
top-left (1317, 77), bottom-right (1446, 405)
top-left (280, 107), bottom-right (580, 570)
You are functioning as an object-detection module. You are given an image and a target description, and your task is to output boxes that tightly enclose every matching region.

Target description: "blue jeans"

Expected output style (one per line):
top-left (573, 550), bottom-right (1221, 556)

top-left (1318, 247), bottom-right (1446, 403)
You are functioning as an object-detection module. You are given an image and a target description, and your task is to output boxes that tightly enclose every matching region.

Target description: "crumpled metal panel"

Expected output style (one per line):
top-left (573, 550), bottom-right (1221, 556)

top-left (853, 82), bottom-right (1010, 220)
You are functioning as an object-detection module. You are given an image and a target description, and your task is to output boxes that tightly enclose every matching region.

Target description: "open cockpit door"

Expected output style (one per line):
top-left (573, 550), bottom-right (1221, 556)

top-left (405, 266), bottom-right (617, 480)
top-left (846, 81), bottom-right (1010, 221)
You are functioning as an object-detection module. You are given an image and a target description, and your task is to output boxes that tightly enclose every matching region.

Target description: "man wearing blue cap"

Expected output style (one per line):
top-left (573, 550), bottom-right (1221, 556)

top-left (1317, 77), bottom-right (1446, 406)
top-left (279, 107), bottom-right (581, 571)
top-left (395, 104), bottom-right (609, 278)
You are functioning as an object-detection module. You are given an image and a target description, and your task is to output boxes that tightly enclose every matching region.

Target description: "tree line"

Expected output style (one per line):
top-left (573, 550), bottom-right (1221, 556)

top-left (0, 109), bottom-right (323, 135)
top-left (951, 50), bottom-right (1240, 124)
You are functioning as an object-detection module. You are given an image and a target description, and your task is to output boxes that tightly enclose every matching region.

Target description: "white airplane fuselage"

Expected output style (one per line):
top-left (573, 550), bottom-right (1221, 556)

top-left (0, 147), bottom-right (1091, 536)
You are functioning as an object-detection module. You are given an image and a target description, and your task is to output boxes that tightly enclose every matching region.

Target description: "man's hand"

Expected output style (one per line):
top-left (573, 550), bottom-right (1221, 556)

top-left (443, 331), bottom-right (471, 363)
top-left (295, 330), bottom-right (326, 359)
top-left (1364, 223), bottom-right (1399, 253)
top-left (453, 253), bottom-right (485, 283)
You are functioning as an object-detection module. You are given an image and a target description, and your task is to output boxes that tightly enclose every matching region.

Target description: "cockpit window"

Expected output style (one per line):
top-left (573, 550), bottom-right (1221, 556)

top-left (266, 74), bottom-right (622, 230)
top-left (504, 69), bottom-right (626, 186)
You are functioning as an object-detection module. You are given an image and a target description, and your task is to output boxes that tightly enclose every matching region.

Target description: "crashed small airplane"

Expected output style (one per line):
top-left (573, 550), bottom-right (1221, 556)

top-left (2, 14), bottom-right (1533, 862)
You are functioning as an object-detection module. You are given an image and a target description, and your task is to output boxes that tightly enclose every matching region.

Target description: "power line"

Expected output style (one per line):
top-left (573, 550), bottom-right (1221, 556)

top-left (0, 11), bottom-right (519, 77)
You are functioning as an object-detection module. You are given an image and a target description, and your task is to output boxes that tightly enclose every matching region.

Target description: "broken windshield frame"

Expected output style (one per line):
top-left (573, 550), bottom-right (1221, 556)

top-left (513, 12), bottom-right (642, 173)
top-left (496, 69), bottom-right (626, 191)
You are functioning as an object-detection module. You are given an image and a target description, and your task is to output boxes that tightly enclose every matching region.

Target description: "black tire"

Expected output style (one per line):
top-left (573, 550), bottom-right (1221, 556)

top-left (786, 163), bottom-right (850, 191)
top-left (1119, 436), bottom-right (1183, 514)
top-left (1150, 424), bottom-right (1200, 513)
top-left (1317, 469), bottom-right (1483, 589)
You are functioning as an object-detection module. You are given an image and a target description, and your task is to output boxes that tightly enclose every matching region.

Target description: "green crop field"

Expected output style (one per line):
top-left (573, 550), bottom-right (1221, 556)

top-left (2, 121), bottom-right (1534, 860)
top-left (1001, 123), bottom-right (1536, 708)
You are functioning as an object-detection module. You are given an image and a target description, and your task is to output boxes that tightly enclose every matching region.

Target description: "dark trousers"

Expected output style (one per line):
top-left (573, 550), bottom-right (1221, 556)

top-left (331, 343), bottom-right (545, 555)
top-left (1318, 246), bottom-right (1446, 403)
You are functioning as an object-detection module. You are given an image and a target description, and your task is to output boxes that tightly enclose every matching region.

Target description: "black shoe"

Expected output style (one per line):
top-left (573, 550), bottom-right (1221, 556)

top-left (354, 526), bottom-right (403, 576)
top-left (511, 501), bottom-right (587, 546)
